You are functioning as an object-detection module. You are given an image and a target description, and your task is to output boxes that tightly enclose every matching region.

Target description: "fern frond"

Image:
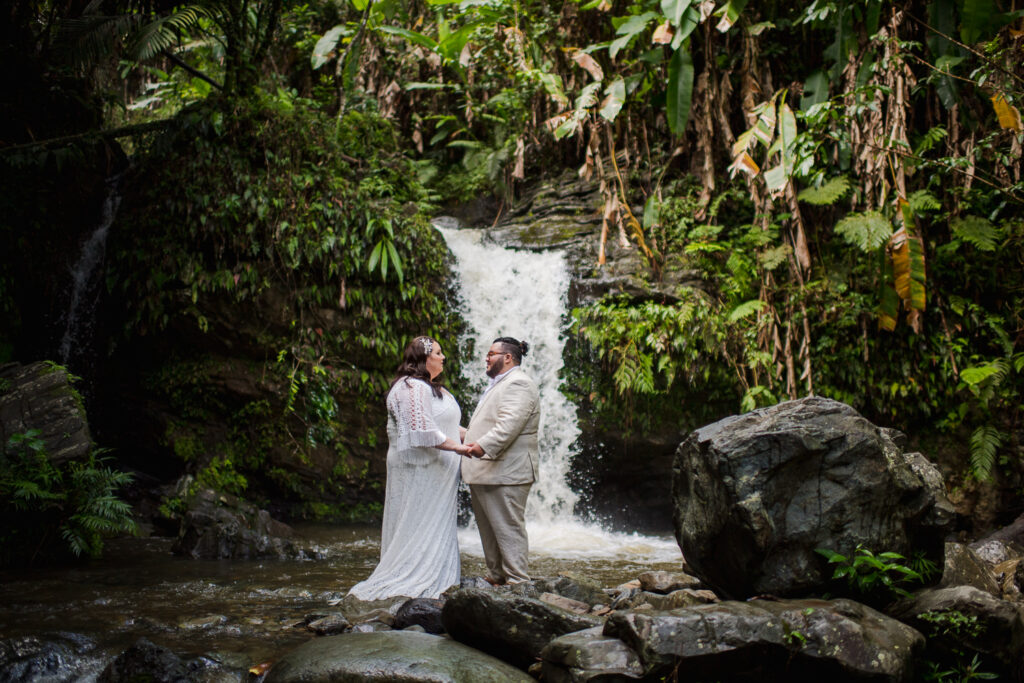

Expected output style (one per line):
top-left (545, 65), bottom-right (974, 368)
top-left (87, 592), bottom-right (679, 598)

top-left (969, 425), bottom-right (1003, 481)
top-left (907, 190), bottom-right (940, 214)
top-left (951, 215), bottom-right (1003, 252)
top-left (798, 177), bottom-right (850, 205)
top-left (960, 359), bottom-right (1009, 387)
top-left (835, 211), bottom-right (892, 252)
top-left (129, 6), bottom-right (215, 61)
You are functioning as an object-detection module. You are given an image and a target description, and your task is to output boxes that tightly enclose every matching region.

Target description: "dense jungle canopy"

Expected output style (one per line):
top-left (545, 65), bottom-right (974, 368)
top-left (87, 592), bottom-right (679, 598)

top-left (1, 0), bottom-right (1023, 561)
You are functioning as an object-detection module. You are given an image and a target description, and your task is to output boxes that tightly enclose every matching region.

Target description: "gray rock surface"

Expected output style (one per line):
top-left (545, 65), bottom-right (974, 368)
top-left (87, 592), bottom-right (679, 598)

top-left (264, 630), bottom-right (533, 682)
top-left (673, 396), bottom-right (954, 597)
top-left (0, 632), bottom-right (103, 683)
top-left (941, 542), bottom-right (1002, 597)
top-left (172, 487), bottom-right (319, 560)
top-left (541, 626), bottom-right (644, 682)
top-left (441, 587), bottom-right (601, 669)
top-left (393, 598), bottom-right (445, 634)
top-left (0, 362), bottom-right (91, 465)
top-left (605, 598), bottom-right (924, 682)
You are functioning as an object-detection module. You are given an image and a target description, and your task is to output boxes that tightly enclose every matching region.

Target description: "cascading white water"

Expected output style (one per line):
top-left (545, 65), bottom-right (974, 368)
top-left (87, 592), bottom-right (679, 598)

top-left (437, 224), bottom-right (680, 564)
top-left (59, 175), bottom-right (123, 365)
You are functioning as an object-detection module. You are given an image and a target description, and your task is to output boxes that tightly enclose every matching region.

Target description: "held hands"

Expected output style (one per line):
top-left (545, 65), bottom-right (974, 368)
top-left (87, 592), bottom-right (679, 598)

top-left (463, 442), bottom-right (485, 458)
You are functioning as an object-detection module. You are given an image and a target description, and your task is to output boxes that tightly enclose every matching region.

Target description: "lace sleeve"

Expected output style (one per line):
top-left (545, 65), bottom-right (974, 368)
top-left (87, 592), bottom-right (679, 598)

top-left (387, 379), bottom-right (447, 450)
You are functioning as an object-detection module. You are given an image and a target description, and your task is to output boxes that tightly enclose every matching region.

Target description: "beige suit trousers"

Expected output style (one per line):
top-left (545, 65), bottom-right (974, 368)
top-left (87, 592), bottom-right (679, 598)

top-left (469, 482), bottom-right (532, 584)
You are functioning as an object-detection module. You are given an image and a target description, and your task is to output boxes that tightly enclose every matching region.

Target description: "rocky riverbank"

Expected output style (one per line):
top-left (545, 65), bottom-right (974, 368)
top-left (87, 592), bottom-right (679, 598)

top-left (5, 397), bottom-right (1023, 682)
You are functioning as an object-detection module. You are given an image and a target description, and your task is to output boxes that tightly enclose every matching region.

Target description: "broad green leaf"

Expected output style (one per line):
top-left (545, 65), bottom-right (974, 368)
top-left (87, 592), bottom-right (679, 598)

top-left (609, 12), bottom-right (658, 59)
top-left (437, 21), bottom-right (483, 61)
top-left (666, 44), bottom-right (694, 135)
top-left (961, 364), bottom-right (1003, 385)
top-left (778, 101), bottom-right (797, 171)
top-left (961, 0), bottom-right (999, 45)
top-left (800, 70), bottom-right (829, 110)
top-left (671, 7), bottom-right (700, 48)
top-left (661, 0), bottom-right (692, 28)
top-left (367, 241), bottom-right (383, 271)
top-left (599, 78), bottom-right (626, 122)
top-left (350, 0), bottom-right (368, 10)
top-left (312, 25), bottom-right (345, 69)
top-left (643, 194), bottom-right (660, 230)
top-left (376, 25), bottom-right (438, 50)
top-left (763, 164), bottom-right (787, 193)
top-left (715, 0), bottom-right (749, 32)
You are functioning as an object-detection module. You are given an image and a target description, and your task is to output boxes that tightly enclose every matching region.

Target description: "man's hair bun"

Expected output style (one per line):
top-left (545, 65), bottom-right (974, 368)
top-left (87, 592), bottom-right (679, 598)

top-left (519, 340), bottom-right (530, 357)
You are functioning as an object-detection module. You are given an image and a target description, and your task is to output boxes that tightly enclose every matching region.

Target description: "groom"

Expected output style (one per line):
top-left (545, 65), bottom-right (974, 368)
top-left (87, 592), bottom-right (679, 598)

top-left (462, 336), bottom-right (541, 586)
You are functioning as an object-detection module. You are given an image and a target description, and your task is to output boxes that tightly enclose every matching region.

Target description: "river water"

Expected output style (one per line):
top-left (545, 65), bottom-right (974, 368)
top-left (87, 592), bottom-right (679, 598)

top-left (0, 524), bottom-right (681, 668)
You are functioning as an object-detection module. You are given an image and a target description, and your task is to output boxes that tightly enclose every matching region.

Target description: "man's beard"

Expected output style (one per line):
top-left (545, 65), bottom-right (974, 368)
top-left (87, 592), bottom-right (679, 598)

top-left (485, 360), bottom-right (507, 379)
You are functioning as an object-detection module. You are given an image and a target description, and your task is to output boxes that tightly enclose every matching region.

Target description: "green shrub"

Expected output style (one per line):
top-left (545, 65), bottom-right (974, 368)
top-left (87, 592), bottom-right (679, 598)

top-left (1, 430), bottom-right (136, 566)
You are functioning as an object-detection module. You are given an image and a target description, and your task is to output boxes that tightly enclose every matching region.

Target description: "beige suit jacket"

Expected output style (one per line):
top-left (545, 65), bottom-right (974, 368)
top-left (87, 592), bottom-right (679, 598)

top-left (461, 368), bottom-right (540, 485)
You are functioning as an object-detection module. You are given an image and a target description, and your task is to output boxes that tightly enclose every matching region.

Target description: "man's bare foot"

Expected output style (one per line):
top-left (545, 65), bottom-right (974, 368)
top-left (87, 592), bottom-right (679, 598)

top-left (484, 576), bottom-right (506, 587)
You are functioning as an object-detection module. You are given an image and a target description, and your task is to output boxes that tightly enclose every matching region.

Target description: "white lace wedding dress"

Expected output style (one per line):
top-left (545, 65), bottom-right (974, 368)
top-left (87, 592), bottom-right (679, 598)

top-left (348, 378), bottom-right (462, 600)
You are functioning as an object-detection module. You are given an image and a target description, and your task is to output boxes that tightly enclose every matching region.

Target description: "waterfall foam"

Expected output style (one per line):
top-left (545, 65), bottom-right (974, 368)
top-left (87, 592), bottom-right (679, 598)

top-left (437, 224), bottom-right (681, 564)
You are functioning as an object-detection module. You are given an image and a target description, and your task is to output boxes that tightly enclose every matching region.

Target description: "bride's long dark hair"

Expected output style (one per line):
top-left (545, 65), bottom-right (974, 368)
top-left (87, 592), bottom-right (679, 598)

top-left (389, 336), bottom-right (445, 398)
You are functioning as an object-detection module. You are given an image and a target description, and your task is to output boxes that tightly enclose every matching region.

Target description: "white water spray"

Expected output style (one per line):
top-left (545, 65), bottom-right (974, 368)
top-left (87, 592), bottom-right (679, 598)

top-left (437, 224), bottom-right (680, 564)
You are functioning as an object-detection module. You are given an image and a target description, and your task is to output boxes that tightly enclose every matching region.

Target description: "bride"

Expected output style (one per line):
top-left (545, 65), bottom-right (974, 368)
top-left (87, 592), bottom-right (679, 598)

top-left (348, 336), bottom-right (469, 600)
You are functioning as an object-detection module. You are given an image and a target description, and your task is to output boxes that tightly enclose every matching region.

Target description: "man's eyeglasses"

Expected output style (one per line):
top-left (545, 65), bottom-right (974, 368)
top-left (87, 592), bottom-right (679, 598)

top-left (486, 351), bottom-right (510, 357)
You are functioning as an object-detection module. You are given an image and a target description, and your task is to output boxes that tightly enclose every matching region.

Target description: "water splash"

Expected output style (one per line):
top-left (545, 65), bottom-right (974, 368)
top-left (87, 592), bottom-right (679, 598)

top-left (437, 224), bottom-right (681, 565)
top-left (59, 175), bottom-right (123, 365)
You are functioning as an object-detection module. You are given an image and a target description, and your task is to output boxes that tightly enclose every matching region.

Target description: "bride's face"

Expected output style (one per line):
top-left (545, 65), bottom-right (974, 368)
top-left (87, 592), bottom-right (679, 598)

top-left (425, 343), bottom-right (445, 380)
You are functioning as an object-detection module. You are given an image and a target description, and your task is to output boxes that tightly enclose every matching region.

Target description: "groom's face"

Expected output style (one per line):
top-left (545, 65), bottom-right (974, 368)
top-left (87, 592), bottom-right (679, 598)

top-left (485, 344), bottom-right (512, 378)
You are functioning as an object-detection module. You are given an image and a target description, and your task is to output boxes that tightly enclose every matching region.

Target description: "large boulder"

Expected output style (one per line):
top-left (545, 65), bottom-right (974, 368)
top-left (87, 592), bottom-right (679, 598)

top-left (673, 396), bottom-right (954, 597)
top-left (171, 487), bottom-right (319, 560)
top-left (604, 598), bottom-right (924, 682)
top-left (441, 587), bottom-right (601, 670)
top-left (0, 362), bottom-right (91, 465)
top-left (264, 630), bottom-right (533, 682)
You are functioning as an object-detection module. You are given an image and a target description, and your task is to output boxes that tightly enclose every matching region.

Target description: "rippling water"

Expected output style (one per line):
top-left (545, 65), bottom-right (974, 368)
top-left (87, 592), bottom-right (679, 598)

top-left (0, 523), bottom-right (682, 667)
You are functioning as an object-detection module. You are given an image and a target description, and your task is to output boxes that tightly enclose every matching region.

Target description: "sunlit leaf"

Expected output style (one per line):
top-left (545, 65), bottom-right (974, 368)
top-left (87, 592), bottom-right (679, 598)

top-left (599, 78), bottom-right (626, 122)
top-left (835, 211), bottom-right (892, 252)
top-left (991, 92), bottom-right (1023, 131)
top-left (311, 25), bottom-right (345, 69)
top-left (798, 177), bottom-right (849, 205)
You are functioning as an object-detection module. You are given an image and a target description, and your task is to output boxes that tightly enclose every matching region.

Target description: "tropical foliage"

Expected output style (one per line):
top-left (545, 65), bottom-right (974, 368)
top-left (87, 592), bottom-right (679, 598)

top-left (0, 430), bottom-right (136, 566)
top-left (2, 0), bottom-right (1022, 529)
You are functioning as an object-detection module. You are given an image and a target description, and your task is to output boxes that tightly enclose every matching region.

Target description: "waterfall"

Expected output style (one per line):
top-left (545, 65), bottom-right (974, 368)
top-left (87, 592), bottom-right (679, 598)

top-left (437, 223), bottom-right (680, 563)
top-left (59, 175), bottom-right (123, 366)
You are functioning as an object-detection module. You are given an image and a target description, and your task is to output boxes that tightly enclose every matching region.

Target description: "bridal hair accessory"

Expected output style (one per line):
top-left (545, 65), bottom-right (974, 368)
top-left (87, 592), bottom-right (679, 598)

top-left (420, 337), bottom-right (433, 355)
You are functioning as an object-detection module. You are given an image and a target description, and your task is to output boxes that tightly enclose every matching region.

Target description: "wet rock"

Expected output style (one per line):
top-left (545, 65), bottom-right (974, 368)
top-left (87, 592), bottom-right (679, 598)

top-left (441, 587), bottom-right (602, 670)
top-left (0, 632), bottom-right (102, 683)
top-left (171, 487), bottom-right (318, 560)
top-left (637, 570), bottom-right (701, 594)
top-left (178, 614), bottom-right (228, 630)
top-left (306, 613), bottom-right (351, 636)
top-left (941, 542), bottom-right (1002, 597)
top-left (619, 588), bottom-right (717, 610)
top-left (969, 538), bottom-right (1024, 567)
top-left (350, 621), bottom-right (392, 633)
top-left (890, 585), bottom-right (1024, 672)
top-left (264, 630), bottom-right (533, 682)
top-left (97, 638), bottom-right (213, 683)
top-left (605, 598), bottom-right (923, 682)
top-left (674, 396), bottom-right (954, 598)
top-left (541, 626), bottom-right (645, 682)
top-left (0, 362), bottom-right (91, 466)
top-left (393, 598), bottom-right (445, 634)
top-left (540, 593), bottom-right (591, 614)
